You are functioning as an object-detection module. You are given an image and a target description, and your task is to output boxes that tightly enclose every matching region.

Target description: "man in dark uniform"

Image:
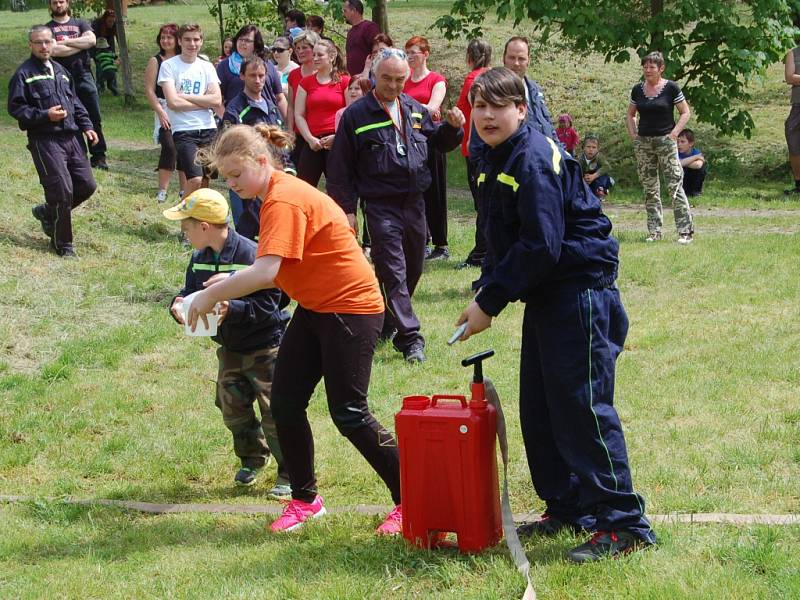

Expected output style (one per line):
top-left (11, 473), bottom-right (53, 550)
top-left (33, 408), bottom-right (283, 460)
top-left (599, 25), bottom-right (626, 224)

top-left (327, 48), bottom-right (465, 363)
top-left (8, 25), bottom-right (98, 258)
top-left (502, 36), bottom-right (560, 143)
top-left (47, 0), bottom-right (108, 170)
top-left (222, 55), bottom-right (296, 241)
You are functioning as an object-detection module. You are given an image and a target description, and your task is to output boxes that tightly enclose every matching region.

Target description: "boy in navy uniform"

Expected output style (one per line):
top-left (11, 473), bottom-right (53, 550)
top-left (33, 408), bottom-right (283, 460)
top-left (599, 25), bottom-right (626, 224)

top-left (455, 68), bottom-right (656, 562)
top-left (165, 188), bottom-right (292, 496)
top-left (8, 25), bottom-right (98, 258)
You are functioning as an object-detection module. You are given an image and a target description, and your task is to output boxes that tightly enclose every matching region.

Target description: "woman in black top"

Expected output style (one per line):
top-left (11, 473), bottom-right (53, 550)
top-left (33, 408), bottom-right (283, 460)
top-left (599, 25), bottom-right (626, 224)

top-left (626, 51), bottom-right (694, 244)
top-left (144, 23), bottom-right (185, 203)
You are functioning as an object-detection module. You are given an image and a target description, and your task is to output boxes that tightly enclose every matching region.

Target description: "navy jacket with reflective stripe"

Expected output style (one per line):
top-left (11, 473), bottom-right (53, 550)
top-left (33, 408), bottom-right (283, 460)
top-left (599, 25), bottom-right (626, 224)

top-left (172, 228), bottom-right (289, 352)
top-left (327, 92), bottom-right (463, 214)
top-left (7, 56), bottom-right (92, 137)
top-left (473, 122), bottom-right (619, 317)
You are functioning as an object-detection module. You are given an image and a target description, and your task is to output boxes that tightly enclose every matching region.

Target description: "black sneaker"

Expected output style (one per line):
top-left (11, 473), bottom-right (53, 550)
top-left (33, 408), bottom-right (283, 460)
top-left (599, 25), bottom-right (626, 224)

top-left (783, 187), bottom-right (800, 196)
top-left (403, 345), bottom-right (426, 364)
top-left (567, 530), bottom-right (653, 563)
top-left (91, 156), bottom-right (109, 171)
top-left (425, 247), bottom-right (450, 261)
top-left (517, 513), bottom-right (580, 537)
top-left (32, 204), bottom-right (54, 237)
top-left (234, 467), bottom-right (260, 486)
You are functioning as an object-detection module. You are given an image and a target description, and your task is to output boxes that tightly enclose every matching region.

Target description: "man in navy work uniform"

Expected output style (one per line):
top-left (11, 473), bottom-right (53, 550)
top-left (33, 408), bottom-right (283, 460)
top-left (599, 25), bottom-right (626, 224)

top-left (455, 68), bottom-right (656, 562)
top-left (502, 36), bottom-right (559, 143)
top-left (327, 47), bottom-right (465, 364)
top-left (8, 25), bottom-right (98, 259)
top-left (47, 0), bottom-right (108, 171)
top-left (222, 55), bottom-right (296, 241)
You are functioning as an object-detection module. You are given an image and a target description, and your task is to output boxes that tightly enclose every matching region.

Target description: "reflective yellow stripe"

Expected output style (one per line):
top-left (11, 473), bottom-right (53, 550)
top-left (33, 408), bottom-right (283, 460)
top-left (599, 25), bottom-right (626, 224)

top-left (25, 74), bottom-right (54, 84)
top-left (355, 120), bottom-right (393, 135)
top-left (497, 173), bottom-right (519, 192)
top-left (546, 137), bottom-right (562, 175)
top-left (411, 112), bottom-right (423, 119)
top-left (476, 173), bottom-right (486, 186)
top-left (238, 106), bottom-right (252, 121)
top-left (192, 263), bottom-right (250, 272)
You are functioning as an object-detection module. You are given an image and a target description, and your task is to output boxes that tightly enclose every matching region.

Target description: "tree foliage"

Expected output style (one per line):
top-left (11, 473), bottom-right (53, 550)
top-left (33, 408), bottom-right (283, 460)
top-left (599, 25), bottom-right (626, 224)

top-left (436, 0), bottom-right (799, 137)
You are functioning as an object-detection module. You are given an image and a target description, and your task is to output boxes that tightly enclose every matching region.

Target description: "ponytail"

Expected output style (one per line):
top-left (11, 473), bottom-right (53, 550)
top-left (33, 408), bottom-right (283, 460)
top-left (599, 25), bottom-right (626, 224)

top-left (197, 124), bottom-right (294, 172)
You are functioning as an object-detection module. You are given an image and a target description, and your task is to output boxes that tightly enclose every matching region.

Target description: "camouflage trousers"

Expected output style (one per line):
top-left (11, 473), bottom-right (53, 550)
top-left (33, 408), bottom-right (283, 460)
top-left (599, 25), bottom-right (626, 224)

top-left (634, 135), bottom-right (694, 235)
top-left (216, 345), bottom-right (288, 483)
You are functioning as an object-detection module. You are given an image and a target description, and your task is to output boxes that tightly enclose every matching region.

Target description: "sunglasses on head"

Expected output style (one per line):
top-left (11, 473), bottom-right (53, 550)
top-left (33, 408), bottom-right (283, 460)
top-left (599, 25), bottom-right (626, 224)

top-left (272, 47), bottom-right (288, 53)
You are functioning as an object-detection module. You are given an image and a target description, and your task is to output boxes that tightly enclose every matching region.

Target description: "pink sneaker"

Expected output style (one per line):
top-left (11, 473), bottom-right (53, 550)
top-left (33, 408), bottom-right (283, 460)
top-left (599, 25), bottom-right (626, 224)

top-left (376, 504), bottom-right (403, 535)
top-left (270, 495), bottom-right (326, 533)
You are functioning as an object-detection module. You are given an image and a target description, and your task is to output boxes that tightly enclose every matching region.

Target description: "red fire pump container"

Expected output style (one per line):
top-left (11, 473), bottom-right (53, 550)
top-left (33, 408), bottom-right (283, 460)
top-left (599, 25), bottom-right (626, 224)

top-left (396, 350), bottom-right (502, 553)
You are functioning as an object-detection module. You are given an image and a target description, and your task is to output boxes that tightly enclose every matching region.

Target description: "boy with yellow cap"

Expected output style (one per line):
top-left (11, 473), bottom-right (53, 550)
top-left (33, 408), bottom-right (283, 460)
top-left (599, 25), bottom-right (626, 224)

top-left (164, 188), bottom-right (291, 496)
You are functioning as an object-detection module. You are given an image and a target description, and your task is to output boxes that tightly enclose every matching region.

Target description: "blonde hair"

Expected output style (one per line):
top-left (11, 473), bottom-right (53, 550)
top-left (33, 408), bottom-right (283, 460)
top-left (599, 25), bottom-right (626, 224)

top-left (198, 124), bottom-right (293, 172)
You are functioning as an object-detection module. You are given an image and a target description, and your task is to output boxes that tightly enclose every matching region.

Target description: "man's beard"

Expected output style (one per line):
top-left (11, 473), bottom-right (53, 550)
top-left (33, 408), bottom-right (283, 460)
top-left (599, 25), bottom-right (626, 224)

top-left (51, 8), bottom-right (68, 18)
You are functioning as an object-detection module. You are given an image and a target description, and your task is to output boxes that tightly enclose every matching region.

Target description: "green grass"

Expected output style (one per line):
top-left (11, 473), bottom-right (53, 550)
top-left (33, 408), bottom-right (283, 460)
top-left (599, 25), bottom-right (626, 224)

top-left (1, 1), bottom-right (799, 598)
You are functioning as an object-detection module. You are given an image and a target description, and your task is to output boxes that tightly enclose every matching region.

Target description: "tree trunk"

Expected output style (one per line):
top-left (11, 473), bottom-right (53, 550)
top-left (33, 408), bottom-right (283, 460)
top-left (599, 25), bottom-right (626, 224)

top-left (372, 0), bottom-right (388, 34)
top-left (217, 0), bottom-right (225, 48)
top-left (112, 0), bottom-right (135, 106)
top-left (649, 0), bottom-right (664, 52)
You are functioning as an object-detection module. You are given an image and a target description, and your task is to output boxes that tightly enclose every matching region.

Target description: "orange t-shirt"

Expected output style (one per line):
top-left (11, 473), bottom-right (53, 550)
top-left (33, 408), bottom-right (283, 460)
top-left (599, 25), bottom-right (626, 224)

top-left (256, 171), bottom-right (384, 314)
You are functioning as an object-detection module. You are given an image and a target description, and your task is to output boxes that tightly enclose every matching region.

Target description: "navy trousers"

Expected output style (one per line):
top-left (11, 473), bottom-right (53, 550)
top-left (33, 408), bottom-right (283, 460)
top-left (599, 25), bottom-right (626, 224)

top-left (28, 134), bottom-right (97, 249)
top-left (519, 286), bottom-right (655, 543)
top-left (364, 194), bottom-right (427, 352)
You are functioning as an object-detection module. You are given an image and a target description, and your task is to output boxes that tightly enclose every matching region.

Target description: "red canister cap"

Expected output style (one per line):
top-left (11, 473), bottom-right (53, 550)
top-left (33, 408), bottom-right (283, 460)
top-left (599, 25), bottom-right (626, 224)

top-left (402, 395), bottom-right (430, 410)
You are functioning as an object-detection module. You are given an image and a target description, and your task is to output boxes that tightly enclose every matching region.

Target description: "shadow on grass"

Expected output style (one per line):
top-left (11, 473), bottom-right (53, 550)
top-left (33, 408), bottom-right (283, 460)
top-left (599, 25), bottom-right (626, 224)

top-left (8, 500), bottom-right (574, 570)
top-left (0, 227), bottom-right (52, 254)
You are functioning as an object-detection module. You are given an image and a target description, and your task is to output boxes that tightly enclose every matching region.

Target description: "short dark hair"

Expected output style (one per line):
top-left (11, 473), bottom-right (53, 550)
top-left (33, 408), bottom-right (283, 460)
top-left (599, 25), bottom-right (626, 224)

top-left (467, 39), bottom-right (492, 69)
top-left (582, 134), bottom-right (600, 147)
top-left (307, 15), bottom-right (324, 30)
top-left (469, 66), bottom-right (525, 107)
top-left (503, 36), bottom-right (529, 57)
top-left (678, 128), bottom-right (695, 143)
top-left (286, 9), bottom-right (306, 27)
top-left (179, 23), bottom-right (203, 40)
top-left (345, 0), bottom-right (365, 15)
top-left (241, 55), bottom-right (267, 75)
top-left (641, 50), bottom-right (664, 68)
top-left (233, 24), bottom-right (265, 59)
top-left (28, 25), bottom-right (53, 41)
top-left (371, 33), bottom-right (394, 52)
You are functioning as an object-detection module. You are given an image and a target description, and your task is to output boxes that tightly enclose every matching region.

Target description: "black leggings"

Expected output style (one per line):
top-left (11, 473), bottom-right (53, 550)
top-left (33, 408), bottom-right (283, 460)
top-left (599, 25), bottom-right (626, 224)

top-left (270, 307), bottom-right (400, 504)
top-left (296, 138), bottom-right (331, 188)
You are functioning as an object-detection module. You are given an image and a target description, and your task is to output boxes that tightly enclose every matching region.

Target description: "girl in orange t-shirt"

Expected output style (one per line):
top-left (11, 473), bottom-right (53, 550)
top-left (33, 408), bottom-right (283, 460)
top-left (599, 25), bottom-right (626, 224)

top-left (187, 124), bottom-right (403, 536)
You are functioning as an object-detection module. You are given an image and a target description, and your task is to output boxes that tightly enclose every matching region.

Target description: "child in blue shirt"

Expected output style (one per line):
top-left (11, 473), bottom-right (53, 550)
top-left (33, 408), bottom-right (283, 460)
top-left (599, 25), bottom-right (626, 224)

top-left (576, 134), bottom-right (615, 198)
top-left (677, 128), bottom-right (706, 197)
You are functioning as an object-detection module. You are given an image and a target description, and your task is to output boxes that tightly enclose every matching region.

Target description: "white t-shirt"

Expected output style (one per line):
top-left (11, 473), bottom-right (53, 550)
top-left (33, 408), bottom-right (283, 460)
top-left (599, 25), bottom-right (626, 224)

top-left (157, 55), bottom-right (220, 132)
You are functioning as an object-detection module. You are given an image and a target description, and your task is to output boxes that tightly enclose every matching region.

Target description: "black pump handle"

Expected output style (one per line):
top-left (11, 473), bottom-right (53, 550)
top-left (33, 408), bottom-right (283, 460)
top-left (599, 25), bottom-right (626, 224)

top-left (461, 349), bottom-right (495, 383)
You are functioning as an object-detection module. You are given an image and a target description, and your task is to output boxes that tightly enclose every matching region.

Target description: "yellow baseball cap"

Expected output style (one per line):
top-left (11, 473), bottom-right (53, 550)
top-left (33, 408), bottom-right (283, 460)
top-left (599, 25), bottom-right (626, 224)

top-left (162, 188), bottom-right (231, 225)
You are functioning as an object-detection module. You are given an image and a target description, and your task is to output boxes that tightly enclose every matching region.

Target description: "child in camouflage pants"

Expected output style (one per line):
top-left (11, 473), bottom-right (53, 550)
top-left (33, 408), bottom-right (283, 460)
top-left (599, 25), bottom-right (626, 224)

top-left (164, 188), bottom-right (292, 497)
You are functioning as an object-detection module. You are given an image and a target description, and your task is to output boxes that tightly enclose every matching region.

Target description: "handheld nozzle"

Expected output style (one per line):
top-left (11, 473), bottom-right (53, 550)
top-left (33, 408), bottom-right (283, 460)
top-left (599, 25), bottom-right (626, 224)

top-left (461, 350), bottom-right (495, 384)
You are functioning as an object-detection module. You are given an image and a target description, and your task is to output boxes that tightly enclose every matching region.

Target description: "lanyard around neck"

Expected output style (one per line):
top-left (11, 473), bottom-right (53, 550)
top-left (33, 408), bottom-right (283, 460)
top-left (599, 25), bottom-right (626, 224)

top-left (374, 91), bottom-right (406, 143)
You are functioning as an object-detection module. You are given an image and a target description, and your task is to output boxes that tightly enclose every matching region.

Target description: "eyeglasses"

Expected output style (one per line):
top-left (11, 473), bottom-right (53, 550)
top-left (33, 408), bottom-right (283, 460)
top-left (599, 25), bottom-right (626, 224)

top-left (271, 47), bottom-right (288, 53)
top-left (30, 39), bottom-right (54, 46)
top-left (238, 38), bottom-right (255, 45)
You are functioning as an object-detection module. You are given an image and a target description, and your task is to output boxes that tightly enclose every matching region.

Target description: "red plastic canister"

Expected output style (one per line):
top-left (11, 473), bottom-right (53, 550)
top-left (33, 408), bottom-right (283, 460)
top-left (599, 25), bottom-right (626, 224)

top-left (396, 385), bottom-right (502, 553)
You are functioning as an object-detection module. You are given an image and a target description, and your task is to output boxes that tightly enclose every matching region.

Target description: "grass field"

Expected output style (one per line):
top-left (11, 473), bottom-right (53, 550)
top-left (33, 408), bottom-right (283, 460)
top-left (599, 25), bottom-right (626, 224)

top-left (1, 2), bottom-right (799, 598)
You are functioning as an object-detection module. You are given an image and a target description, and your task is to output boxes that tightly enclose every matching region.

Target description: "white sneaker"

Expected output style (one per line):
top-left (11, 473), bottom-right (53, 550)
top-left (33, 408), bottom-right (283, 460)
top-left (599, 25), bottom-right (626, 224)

top-left (677, 232), bottom-right (694, 245)
top-left (155, 189), bottom-right (167, 203)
